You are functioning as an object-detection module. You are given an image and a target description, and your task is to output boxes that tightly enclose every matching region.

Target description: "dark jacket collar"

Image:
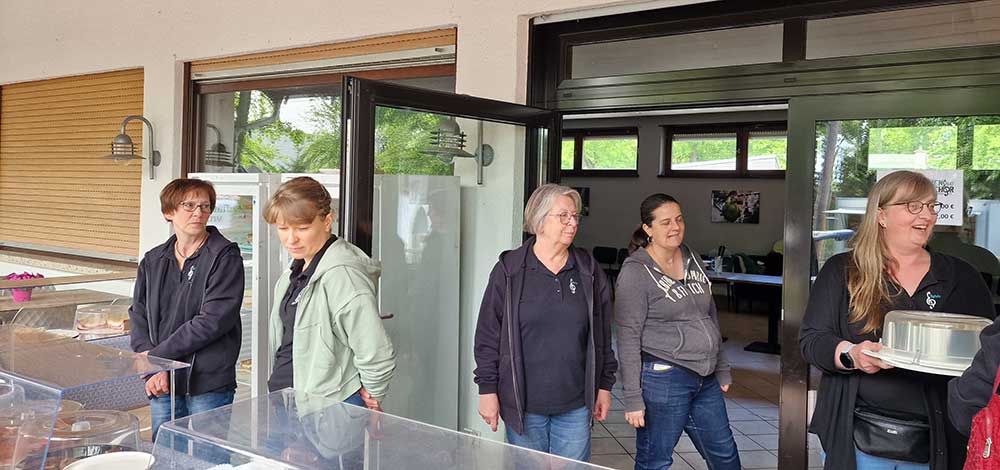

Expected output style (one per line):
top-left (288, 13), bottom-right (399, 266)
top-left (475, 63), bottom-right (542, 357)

top-left (496, 236), bottom-right (594, 278)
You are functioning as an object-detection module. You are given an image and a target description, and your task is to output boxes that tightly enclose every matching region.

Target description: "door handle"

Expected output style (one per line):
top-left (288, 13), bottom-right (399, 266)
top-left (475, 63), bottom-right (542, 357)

top-left (379, 312), bottom-right (394, 320)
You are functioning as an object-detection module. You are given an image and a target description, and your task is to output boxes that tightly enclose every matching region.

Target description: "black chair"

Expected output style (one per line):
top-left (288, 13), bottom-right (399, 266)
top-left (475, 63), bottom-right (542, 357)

top-left (592, 246), bottom-right (619, 281)
top-left (617, 248), bottom-right (629, 266)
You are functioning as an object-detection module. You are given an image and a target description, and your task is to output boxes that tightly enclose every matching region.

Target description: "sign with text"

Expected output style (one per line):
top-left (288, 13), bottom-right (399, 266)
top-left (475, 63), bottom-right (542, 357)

top-left (877, 169), bottom-right (964, 226)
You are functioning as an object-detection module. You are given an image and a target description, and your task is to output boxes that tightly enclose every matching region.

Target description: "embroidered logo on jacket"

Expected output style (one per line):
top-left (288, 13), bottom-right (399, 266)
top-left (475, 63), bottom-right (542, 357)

top-left (569, 278), bottom-right (578, 294)
top-left (926, 291), bottom-right (941, 309)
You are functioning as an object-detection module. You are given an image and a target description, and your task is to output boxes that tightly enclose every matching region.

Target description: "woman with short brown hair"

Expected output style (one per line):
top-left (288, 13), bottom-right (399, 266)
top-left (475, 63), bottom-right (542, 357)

top-left (264, 176), bottom-right (395, 410)
top-left (130, 178), bottom-right (245, 441)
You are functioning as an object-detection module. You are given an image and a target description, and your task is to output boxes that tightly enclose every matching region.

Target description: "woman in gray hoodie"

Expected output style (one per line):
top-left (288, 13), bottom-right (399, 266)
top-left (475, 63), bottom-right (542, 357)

top-left (615, 193), bottom-right (739, 470)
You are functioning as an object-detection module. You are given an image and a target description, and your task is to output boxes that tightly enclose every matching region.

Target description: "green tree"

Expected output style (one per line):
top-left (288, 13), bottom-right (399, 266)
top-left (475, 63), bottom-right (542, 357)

top-left (561, 139), bottom-right (574, 170)
top-left (671, 137), bottom-right (736, 164)
top-left (582, 137), bottom-right (637, 169)
top-left (227, 93), bottom-right (454, 176)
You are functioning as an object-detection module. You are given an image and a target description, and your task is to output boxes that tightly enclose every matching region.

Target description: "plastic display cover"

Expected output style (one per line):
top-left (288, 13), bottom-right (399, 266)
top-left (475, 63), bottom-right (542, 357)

top-left (0, 326), bottom-right (188, 470)
top-left (152, 389), bottom-right (610, 469)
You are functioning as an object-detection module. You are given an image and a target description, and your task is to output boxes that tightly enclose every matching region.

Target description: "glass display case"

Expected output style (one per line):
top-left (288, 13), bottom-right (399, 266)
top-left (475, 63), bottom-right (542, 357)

top-left (189, 174), bottom-right (282, 402)
top-left (0, 270), bottom-right (135, 342)
top-left (152, 389), bottom-right (607, 470)
top-left (0, 325), bottom-right (188, 470)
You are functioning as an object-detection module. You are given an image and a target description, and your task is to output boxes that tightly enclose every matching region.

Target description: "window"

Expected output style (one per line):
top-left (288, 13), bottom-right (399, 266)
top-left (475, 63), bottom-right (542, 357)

top-left (973, 123), bottom-right (1000, 170)
top-left (560, 128), bottom-right (639, 177)
top-left (570, 23), bottom-right (783, 79)
top-left (807, 1), bottom-right (1000, 60)
top-left (663, 123), bottom-right (786, 177)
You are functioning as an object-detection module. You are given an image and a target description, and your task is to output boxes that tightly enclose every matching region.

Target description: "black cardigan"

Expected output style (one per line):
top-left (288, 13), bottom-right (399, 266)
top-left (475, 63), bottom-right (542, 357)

top-left (799, 252), bottom-right (995, 470)
top-left (473, 238), bottom-right (618, 434)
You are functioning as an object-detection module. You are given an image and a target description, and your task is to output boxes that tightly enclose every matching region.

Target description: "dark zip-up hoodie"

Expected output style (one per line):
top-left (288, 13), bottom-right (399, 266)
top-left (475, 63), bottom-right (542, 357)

top-left (615, 245), bottom-right (731, 412)
top-left (129, 226), bottom-right (245, 395)
top-left (473, 237), bottom-right (617, 434)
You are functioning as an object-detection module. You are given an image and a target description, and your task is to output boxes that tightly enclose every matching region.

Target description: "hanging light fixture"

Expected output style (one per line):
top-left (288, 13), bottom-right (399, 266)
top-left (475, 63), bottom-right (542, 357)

top-left (204, 124), bottom-right (234, 168)
top-left (102, 115), bottom-right (161, 179)
top-left (419, 117), bottom-right (493, 184)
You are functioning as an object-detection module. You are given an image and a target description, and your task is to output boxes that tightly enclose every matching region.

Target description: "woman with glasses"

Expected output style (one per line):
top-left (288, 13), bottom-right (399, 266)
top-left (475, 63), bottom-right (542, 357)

top-left (474, 183), bottom-right (617, 463)
top-left (800, 170), bottom-right (994, 470)
top-left (129, 178), bottom-right (246, 440)
top-left (616, 193), bottom-right (739, 470)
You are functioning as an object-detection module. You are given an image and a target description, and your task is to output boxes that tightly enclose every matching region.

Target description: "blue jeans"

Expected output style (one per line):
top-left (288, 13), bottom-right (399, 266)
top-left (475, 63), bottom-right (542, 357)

top-left (505, 405), bottom-right (592, 462)
top-left (855, 447), bottom-right (929, 470)
top-left (150, 390), bottom-right (236, 442)
top-left (635, 361), bottom-right (740, 470)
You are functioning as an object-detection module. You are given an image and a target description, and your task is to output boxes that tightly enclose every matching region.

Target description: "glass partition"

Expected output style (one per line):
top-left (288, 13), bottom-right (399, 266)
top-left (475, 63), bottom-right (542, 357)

top-left (152, 389), bottom-right (606, 470)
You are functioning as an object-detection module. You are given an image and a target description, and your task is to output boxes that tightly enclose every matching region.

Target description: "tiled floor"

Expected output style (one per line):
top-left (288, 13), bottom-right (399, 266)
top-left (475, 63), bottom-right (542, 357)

top-left (592, 306), bottom-right (822, 470)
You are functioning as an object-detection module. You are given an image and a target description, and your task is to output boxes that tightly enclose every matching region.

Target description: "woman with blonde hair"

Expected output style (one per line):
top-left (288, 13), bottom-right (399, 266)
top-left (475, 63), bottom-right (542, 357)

top-left (474, 183), bottom-right (617, 462)
top-left (264, 176), bottom-right (395, 409)
top-left (800, 170), bottom-right (994, 470)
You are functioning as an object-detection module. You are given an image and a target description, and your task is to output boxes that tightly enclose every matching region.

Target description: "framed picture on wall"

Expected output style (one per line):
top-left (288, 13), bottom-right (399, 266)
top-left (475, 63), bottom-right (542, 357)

top-left (711, 190), bottom-right (760, 224)
top-left (572, 186), bottom-right (591, 216)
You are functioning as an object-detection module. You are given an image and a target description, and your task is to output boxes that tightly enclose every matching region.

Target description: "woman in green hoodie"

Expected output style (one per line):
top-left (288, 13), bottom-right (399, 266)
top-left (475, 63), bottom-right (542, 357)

top-left (263, 176), bottom-right (396, 410)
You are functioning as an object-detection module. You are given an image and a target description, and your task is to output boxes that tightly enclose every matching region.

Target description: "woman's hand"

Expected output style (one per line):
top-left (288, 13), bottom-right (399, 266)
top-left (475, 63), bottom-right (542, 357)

top-left (594, 389), bottom-right (612, 421)
top-left (359, 387), bottom-right (382, 411)
top-left (849, 340), bottom-right (894, 374)
top-left (479, 393), bottom-right (500, 432)
top-left (625, 410), bottom-right (645, 428)
top-left (145, 371), bottom-right (170, 397)
top-left (721, 384), bottom-right (730, 392)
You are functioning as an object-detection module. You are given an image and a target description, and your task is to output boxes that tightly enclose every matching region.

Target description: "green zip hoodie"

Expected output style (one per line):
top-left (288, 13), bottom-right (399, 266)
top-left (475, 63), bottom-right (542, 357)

top-left (268, 238), bottom-right (396, 401)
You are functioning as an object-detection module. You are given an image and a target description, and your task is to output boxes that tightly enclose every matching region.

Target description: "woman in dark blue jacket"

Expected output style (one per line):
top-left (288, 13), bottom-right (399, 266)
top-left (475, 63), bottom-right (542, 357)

top-left (473, 183), bottom-right (617, 463)
top-left (129, 178), bottom-right (245, 440)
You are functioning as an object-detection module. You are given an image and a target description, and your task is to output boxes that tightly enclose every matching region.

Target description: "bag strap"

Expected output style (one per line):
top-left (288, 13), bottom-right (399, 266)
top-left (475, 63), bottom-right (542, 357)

top-left (992, 366), bottom-right (1000, 394)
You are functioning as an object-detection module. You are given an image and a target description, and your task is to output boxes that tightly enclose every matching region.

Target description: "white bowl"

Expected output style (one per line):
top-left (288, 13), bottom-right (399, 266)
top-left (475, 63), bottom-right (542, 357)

top-left (62, 451), bottom-right (154, 470)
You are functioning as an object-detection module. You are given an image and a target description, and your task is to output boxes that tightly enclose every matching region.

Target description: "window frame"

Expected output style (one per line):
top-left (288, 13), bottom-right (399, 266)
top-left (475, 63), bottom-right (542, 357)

top-left (182, 64), bottom-right (457, 175)
top-left (560, 127), bottom-right (640, 177)
top-left (661, 122), bottom-right (787, 179)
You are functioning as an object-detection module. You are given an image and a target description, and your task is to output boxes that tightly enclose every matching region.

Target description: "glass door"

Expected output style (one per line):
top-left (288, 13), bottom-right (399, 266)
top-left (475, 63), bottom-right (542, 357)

top-left (340, 77), bottom-right (559, 432)
top-left (782, 87), bottom-right (1000, 469)
top-left (189, 173), bottom-right (281, 402)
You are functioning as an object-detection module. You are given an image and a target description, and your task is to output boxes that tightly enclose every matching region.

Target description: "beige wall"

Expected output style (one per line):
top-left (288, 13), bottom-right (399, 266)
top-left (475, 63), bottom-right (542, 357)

top-left (562, 111), bottom-right (788, 257)
top-left (0, 0), bottom-right (705, 255)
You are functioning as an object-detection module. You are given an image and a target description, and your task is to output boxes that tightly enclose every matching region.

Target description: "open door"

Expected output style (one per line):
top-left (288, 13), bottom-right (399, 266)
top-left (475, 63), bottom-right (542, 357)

top-left (339, 77), bottom-right (560, 432)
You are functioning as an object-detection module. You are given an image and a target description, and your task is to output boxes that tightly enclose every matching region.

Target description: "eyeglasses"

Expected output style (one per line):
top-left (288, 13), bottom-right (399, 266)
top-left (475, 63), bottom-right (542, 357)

top-left (884, 200), bottom-right (944, 215)
top-left (179, 201), bottom-right (213, 213)
top-left (548, 212), bottom-right (582, 225)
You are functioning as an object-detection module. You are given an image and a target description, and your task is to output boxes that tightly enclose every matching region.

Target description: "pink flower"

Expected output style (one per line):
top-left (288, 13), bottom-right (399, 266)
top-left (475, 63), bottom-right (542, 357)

top-left (5, 272), bottom-right (44, 281)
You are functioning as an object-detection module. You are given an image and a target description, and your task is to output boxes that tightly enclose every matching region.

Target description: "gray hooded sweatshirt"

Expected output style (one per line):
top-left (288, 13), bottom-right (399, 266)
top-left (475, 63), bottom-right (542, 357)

top-left (614, 245), bottom-right (731, 412)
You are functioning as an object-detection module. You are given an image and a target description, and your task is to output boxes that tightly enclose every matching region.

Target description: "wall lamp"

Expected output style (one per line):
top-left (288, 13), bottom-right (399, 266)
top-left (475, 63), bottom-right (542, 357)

top-left (419, 117), bottom-right (493, 185)
top-left (102, 115), bottom-right (161, 179)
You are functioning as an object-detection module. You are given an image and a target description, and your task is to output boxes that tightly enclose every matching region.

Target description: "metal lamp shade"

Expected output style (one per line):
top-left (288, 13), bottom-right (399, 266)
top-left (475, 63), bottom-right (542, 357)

top-left (101, 133), bottom-right (145, 165)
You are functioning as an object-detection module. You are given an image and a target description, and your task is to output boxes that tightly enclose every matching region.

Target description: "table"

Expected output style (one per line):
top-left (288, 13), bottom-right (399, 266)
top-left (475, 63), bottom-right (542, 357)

top-left (0, 289), bottom-right (127, 317)
top-left (706, 271), bottom-right (783, 355)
